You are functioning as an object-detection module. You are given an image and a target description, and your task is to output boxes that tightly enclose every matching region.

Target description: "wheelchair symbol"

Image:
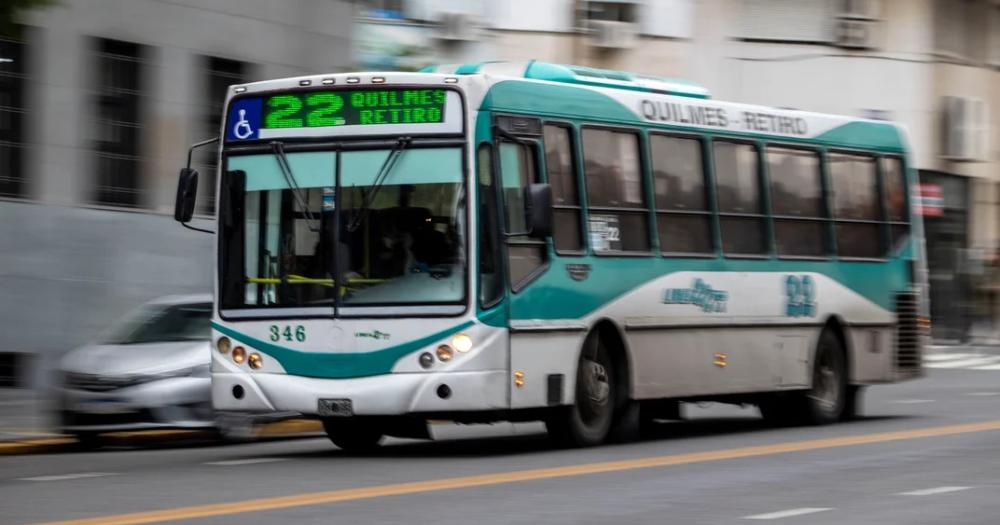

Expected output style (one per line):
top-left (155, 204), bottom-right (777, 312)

top-left (233, 109), bottom-right (254, 139)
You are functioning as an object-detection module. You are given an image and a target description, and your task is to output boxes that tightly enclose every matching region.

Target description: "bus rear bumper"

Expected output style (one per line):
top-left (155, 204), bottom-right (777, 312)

top-left (212, 370), bottom-right (509, 416)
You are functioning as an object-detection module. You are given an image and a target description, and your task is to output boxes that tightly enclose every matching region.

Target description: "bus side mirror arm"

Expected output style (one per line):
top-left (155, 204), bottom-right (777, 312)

top-left (175, 137), bottom-right (220, 234)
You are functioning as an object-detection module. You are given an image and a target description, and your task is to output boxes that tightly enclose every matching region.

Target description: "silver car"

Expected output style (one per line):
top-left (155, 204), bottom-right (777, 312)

top-left (56, 295), bottom-right (256, 446)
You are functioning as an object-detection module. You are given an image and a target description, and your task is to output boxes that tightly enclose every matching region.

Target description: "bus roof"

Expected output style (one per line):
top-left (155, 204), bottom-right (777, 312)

top-left (421, 60), bottom-right (711, 99)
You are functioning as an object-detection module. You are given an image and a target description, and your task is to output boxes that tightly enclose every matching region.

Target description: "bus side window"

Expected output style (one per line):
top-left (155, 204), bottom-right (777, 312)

top-left (543, 124), bottom-right (583, 253)
top-left (477, 143), bottom-right (503, 308)
top-left (582, 128), bottom-right (649, 253)
top-left (714, 141), bottom-right (767, 256)
top-left (498, 141), bottom-right (547, 290)
top-left (881, 157), bottom-right (910, 252)
top-left (650, 134), bottom-right (712, 254)
top-left (767, 147), bottom-right (827, 257)
top-left (829, 153), bottom-right (882, 258)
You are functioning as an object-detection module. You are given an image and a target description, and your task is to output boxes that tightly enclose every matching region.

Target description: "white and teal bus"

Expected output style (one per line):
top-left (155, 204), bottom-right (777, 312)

top-left (174, 61), bottom-right (928, 448)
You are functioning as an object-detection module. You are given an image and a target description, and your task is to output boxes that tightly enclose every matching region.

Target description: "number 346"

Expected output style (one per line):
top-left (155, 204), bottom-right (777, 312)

top-left (270, 325), bottom-right (306, 342)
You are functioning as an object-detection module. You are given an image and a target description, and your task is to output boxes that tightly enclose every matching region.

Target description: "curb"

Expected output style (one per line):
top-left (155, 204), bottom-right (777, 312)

top-left (0, 419), bottom-right (323, 456)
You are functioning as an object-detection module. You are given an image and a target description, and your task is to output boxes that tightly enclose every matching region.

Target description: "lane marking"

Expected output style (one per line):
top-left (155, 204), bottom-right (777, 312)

top-left (744, 508), bottom-right (833, 520)
top-left (973, 364), bottom-right (1000, 371)
top-left (888, 399), bottom-right (934, 404)
top-left (965, 392), bottom-right (1000, 397)
top-left (21, 472), bottom-right (116, 482)
top-left (898, 486), bottom-right (972, 496)
top-left (205, 458), bottom-right (286, 466)
top-left (26, 419), bottom-right (1000, 525)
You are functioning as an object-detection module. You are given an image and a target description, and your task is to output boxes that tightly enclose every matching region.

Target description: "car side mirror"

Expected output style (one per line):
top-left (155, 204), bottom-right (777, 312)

top-left (524, 183), bottom-right (553, 239)
top-left (174, 168), bottom-right (199, 223)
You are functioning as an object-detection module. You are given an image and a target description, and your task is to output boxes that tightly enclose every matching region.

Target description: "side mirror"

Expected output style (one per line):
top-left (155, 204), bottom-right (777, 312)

top-left (524, 183), bottom-right (553, 239)
top-left (174, 168), bottom-right (199, 223)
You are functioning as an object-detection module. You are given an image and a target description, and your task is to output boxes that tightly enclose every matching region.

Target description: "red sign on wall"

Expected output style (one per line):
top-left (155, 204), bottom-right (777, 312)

top-left (915, 183), bottom-right (944, 217)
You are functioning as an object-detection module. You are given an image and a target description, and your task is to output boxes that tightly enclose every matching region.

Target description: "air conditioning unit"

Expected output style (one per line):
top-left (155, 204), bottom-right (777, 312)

top-left (435, 11), bottom-right (479, 42)
top-left (834, 18), bottom-right (881, 49)
top-left (839, 0), bottom-right (882, 20)
top-left (942, 96), bottom-right (988, 162)
top-left (587, 20), bottom-right (638, 50)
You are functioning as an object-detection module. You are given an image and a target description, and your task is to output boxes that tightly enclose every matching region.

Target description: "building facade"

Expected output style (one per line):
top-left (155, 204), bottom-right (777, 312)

top-left (357, 0), bottom-right (1000, 342)
top-left (0, 0), bottom-right (354, 385)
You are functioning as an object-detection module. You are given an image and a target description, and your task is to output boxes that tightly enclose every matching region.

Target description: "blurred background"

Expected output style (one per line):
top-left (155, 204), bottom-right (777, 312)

top-left (0, 0), bottom-right (997, 393)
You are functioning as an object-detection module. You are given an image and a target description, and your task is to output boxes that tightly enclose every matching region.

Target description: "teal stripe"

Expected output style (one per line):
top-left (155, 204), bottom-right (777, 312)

top-left (212, 320), bottom-right (474, 379)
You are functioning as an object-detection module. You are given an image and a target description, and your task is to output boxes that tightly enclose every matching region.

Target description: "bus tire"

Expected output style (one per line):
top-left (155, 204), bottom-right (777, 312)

top-left (802, 330), bottom-right (848, 425)
top-left (546, 333), bottom-right (616, 447)
top-left (322, 418), bottom-right (384, 452)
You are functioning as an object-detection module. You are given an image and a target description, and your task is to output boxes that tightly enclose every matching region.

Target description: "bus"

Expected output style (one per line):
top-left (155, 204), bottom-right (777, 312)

top-left (173, 61), bottom-right (928, 449)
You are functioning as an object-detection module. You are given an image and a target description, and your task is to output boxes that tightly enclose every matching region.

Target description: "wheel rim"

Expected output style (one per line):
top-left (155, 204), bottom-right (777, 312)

top-left (808, 346), bottom-right (841, 411)
top-left (578, 354), bottom-right (611, 425)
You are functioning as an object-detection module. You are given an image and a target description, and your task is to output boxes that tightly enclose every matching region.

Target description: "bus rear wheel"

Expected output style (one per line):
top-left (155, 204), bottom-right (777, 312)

top-left (758, 330), bottom-right (848, 426)
top-left (802, 330), bottom-right (848, 424)
top-left (546, 335), bottom-right (616, 447)
top-left (322, 418), bottom-right (384, 452)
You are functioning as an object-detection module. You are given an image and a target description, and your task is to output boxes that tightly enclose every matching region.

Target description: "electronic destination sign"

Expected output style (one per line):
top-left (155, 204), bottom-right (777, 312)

top-left (225, 88), bottom-right (461, 141)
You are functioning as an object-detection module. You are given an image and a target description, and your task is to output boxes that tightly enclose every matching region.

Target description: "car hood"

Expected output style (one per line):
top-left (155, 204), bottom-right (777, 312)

top-left (59, 341), bottom-right (210, 377)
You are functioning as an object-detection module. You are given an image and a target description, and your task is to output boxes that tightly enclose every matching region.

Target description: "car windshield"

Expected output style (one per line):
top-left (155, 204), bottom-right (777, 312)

top-left (220, 147), bottom-right (466, 311)
top-left (104, 303), bottom-right (212, 345)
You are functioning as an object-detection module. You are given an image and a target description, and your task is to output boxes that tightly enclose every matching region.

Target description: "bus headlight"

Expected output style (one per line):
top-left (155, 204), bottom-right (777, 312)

top-left (216, 337), bottom-right (232, 354)
top-left (232, 346), bottom-right (246, 365)
top-left (418, 352), bottom-right (434, 369)
top-left (451, 333), bottom-right (472, 353)
top-left (248, 353), bottom-right (263, 369)
top-left (436, 345), bottom-right (454, 362)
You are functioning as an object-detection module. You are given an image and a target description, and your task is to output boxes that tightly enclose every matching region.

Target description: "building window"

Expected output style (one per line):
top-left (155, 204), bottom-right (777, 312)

top-left (829, 152), bottom-right (882, 258)
top-left (0, 35), bottom-right (26, 198)
top-left (360, 0), bottom-right (405, 19)
top-left (582, 128), bottom-right (649, 253)
top-left (934, 0), bottom-right (991, 63)
top-left (767, 146), bottom-right (828, 257)
top-left (92, 38), bottom-right (146, 208)
top-left (714, 141), bottom-right (767, 255)
top-left (543, 124), bottom-right (583, 253)
top-left (736, 0), bottom-right (835, 43)
top-left (199, 56), bottom-right (247, 214)
top-left (650, 134), bottom-right (712, 254)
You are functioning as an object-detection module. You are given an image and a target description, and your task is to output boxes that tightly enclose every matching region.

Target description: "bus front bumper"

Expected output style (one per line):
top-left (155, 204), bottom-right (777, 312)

top-left (212, 370), bottom-right (509, 416)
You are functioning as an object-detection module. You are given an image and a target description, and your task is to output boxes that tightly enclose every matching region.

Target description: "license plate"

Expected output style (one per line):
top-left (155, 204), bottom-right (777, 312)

top-left (318, 399), bottom-right (353, 417)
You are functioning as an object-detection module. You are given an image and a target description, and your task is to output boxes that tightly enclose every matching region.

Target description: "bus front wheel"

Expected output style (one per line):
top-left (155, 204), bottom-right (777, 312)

top-left (546, 334), bottom-right (616, 447)
top-left (322, 418), bottom-right (384, 452)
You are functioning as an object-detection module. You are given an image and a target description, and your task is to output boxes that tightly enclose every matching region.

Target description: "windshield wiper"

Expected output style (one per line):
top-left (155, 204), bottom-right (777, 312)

top-left (346, 137), bottom-right (411, 233)
top-left (270, 141), bottom-right (319, 232)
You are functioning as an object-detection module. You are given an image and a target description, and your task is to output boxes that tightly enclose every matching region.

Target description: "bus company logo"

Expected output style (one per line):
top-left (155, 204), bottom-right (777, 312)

top-left (355, 330), bottom-right (390, 340)
top-left (662, 279), bottom-right (728, 313)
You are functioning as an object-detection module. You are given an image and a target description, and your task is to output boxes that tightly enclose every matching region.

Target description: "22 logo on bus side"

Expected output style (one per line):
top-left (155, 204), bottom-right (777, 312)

top-left (785, 275), bottom-right (817, 318)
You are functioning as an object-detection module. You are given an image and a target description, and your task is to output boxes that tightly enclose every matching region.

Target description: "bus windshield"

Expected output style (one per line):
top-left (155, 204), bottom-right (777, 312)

top-left (220, 147), bottom-right (466, 312)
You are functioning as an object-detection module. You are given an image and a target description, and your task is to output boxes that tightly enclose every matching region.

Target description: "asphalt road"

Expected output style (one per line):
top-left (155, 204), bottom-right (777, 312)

top-left (3, 361), bottom-right (1000, 525)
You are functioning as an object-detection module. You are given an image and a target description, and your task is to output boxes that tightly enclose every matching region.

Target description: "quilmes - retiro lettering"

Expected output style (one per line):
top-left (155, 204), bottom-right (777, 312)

top-left (640, 100), bottom-right (808, 136)
top-left (662, 278), bottom-right (729, 313)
